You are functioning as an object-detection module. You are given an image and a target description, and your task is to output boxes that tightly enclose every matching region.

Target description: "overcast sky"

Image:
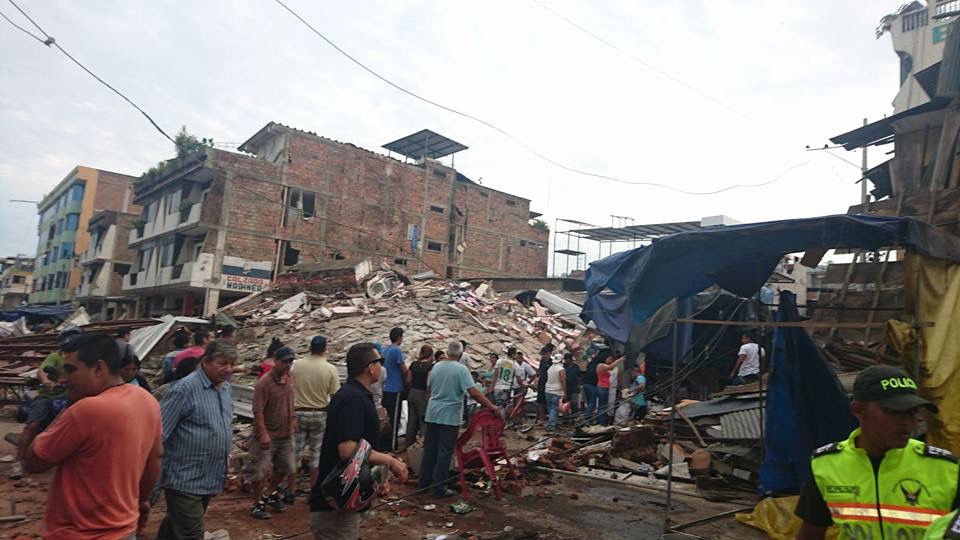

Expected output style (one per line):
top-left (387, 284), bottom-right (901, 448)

top-left (0, 1), bottom-right (899, 274)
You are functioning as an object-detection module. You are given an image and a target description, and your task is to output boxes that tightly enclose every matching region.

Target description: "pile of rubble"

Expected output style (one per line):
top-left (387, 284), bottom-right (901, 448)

top-left (221, 262), bottom-right (591, 382)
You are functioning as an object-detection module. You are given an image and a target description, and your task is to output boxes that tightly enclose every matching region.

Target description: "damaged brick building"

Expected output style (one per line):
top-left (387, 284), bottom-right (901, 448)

top-left (124, 122), bottom-right (549, 316)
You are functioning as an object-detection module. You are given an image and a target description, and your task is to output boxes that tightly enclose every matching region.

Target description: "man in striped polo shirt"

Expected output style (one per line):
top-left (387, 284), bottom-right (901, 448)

top-left (156, 340), bottom-right (236, 540)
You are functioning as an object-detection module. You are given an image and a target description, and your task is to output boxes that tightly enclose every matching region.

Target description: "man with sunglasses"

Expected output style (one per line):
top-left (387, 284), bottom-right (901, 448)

top-left (795, 366), bottom-right (958, 540)
top-left (309, 343), bottom-right (407, 540)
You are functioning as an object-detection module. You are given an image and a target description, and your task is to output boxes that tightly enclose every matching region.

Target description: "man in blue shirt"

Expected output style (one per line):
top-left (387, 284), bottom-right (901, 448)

top-left (162, 329), bottom-right (190, 383)
top-left (157, 340), bottom-right (236, 540)
top-left (381, 327), bottom-right (409, 451)
top-left (418, 341), bottom-right (499, 499)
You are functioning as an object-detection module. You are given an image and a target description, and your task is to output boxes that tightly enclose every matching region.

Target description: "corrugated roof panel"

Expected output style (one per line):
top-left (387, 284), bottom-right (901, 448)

top-left (718, 408), bottom-right (762, 440)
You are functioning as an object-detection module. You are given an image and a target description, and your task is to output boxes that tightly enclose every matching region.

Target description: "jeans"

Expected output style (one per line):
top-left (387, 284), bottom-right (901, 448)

top-left (418, 422), bottom-right (459, 496)
top-left (597, 387), bottom-right (610, 425)
top-left (582, 384), bottom-right (599, 423)
top-left (546, 393), bottom-right (562, 430)
top-left (732, 373), bottom-right (758, 386)
top-left (405, 388), bottom-right (428, 447)
top-left (565, 390), bottom-right (580, 415)
top-left (156, 489), bottom-right (213, 540)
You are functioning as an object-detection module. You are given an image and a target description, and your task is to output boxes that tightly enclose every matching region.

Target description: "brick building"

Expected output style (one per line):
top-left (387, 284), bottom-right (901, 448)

top-left (30, 166), bottom-right (139, 305)
top-left (124, 123), bottom-right (548, 316)
top-left (75, 210), bottom-right (141, 319)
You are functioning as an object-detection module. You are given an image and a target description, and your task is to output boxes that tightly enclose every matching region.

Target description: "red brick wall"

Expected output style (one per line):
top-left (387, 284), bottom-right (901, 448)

top-left (94, 171), bottom-right (141, 214)
top-left (113, 213), bottom-right (138, 266)
top-left (277, 129), bottom-right (547, 277)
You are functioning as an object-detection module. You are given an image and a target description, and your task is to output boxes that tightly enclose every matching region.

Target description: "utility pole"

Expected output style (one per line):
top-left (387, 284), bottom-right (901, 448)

top-left (861, 118), bottom-right (869, 207)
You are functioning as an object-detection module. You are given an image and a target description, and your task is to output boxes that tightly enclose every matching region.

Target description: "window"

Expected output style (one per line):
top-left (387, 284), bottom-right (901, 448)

top-left (61, 242), bottom-right (74, 259)
top-left (286, 188), bottom-right (317, 222)
top-left (51, 247), bottom-right (58, 263)
top-left (71, 184), bottom-right (85, 201)
top-left (159, 237), bottom-right (176, 267)
top-left (13, 275), bottom-right (23, 284)
top-left (505, 199), bottom-right (517, 206)
top-left (137, 248), bottom-right (151, 272)
top-left (433, 170), bottom-right (447, 179)
top-left (42, 251), bottom-right (49, 266)
top-left (145, 201), bottom-right (159, 223)
top-left (429, 205), bottom-right (445, 214)
top-left (165, 189), bottom-right (182, 215)
top-left (394, 258), bottom-right (408, 266)
top-left (426, 241), bottom-right (443, 252)
top-left (57, 219), bottom-right (64, 235)
top-left (65, 213), bottom-right (79, 231)
top-left (59, 193), bottom-right (67, 209)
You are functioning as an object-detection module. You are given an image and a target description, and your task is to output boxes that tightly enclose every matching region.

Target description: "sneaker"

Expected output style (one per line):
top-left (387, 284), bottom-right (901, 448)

top-left (8, 461), bottom-right (22, 480)
top-left (433, 488), bottom-right (458, 499)
top-left (266, 491), bottom-right (286, 513)
top-left (250, 502), bottom-right (271, 520)
top-left (280, 486), bottom-right (295, 505)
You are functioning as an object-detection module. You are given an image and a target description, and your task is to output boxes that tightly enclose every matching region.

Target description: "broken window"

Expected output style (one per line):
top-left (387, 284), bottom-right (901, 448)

top-left (426, 241), bottom-right (443, 252)
top-left (430, 205), bottom-right (445, 214)
top-left (285, 188), bottom-right (317, 224)
top-left (433, 170), bottom-right (447, 179)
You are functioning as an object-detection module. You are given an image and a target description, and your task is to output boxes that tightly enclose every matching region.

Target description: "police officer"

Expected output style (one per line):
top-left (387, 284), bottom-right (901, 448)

top-left (795, 365), bottom-right (959, 540)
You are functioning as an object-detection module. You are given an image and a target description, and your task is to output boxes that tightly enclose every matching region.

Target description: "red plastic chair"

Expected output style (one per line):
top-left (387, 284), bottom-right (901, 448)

top-left (455, 409), bottom-right (519, 500)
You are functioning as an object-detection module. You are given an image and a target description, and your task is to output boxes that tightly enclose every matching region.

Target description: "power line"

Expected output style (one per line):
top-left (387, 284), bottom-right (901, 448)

top-left (0, 9), bottom-right (44, 43)
top-left (530, 0), bottom-right (750, 122)
top-left (272, 0), bottom-right (804, 196)
top-left (4, 0), bottom-right (175, 144)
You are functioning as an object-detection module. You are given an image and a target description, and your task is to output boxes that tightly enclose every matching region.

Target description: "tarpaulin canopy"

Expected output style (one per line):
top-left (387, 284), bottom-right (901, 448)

top-left (0, 304), bottom-right (75, 323)
top-left (583, 215), bottom-right (960, 327)
top-left (759, 292), bottom-right (856, 494)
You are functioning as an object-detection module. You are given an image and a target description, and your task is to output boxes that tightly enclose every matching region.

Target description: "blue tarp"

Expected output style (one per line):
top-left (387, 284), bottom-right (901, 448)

top-left (583, 215), bottom-right (960, 328)
top-left (759, 292), bottom-right (857, 494)
top-left (0, 304), bottom-right (74, 322)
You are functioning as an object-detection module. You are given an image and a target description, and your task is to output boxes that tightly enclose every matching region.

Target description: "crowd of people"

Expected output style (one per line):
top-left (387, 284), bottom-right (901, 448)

top-left (12, 322), bottom-right (654, 540)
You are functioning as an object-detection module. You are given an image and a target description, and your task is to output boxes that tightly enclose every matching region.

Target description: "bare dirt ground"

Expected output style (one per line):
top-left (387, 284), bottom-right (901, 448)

top-left (0, 418), bottom-right (767, 540)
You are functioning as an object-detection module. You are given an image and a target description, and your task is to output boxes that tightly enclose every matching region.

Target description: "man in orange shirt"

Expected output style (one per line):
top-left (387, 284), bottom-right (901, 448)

top-left (24, 333), bottom-right (163, 540)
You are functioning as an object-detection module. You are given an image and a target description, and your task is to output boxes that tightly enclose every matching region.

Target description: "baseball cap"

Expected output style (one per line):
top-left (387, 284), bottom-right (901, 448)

top-left (852, 366), bottom-right (937, 413)
top-left (274, 346), bottom-right (296, 362)
top-left (58, 327), bottom-right (84, 348)
top-left (311, 335), bottom-right (328, 350)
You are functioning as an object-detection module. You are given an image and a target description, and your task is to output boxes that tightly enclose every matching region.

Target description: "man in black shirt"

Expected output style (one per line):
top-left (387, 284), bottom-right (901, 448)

top-left (308, 343), bottom-right (408, 540)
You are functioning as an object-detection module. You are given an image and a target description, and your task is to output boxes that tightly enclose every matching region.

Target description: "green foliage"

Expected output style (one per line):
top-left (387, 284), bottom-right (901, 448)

top-left (179, 199), bottom-right (194, 213)
top-left (174, 126), bottom-right (214, 158)
top-left (130, 217), bottom-right (147, 230)
top-left (137, 127), bottom-right (214, 188)
top-left (530, 218), bottom-right (549, 232)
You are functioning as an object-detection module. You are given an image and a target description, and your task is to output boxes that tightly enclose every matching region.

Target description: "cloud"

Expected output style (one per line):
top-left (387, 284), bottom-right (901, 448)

top-left (0, 0), bottom-right (899, 274)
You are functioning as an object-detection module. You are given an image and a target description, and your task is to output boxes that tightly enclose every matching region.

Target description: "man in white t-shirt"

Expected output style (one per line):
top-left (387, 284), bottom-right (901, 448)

top-left (730, 333), bottom-right (764, 386)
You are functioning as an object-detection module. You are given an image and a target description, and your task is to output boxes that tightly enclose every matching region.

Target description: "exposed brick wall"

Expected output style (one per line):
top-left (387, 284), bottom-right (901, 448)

top-left (275, 128), bottom-right (547, 277)
top-left (113, 213), bottom-right (138, 266)
top-left (94, 170), bottom-right (141, 214)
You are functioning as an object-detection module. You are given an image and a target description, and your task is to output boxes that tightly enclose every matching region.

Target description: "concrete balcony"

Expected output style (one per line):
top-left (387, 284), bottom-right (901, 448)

top-left (130, 202), bottom-right (202, 245)
top-left (123, 254), bottom-right (215, 292)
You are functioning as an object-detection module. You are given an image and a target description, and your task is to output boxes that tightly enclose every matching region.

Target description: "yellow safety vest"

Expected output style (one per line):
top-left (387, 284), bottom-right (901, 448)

top-left (924, 509), bottom-right (960, 540)
top-left (811, 428), bottom-right (958, 540)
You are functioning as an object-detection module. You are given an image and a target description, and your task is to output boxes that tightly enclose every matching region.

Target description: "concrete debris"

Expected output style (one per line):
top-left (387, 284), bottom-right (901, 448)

top-left (220, 268), bottom-right (591, 382)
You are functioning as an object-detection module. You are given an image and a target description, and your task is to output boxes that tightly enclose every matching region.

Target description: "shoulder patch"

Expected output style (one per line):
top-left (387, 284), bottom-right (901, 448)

top-left (812, 442), bottom-right (840, 458)
top-left (923, 444), bottom-right (959, 463)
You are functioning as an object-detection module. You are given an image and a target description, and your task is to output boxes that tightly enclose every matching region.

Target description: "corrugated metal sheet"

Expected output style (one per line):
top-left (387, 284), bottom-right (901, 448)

top-left (678, 396), bottom-right (762, 419)
top-left (717, 408), bottom-right (762, 440)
